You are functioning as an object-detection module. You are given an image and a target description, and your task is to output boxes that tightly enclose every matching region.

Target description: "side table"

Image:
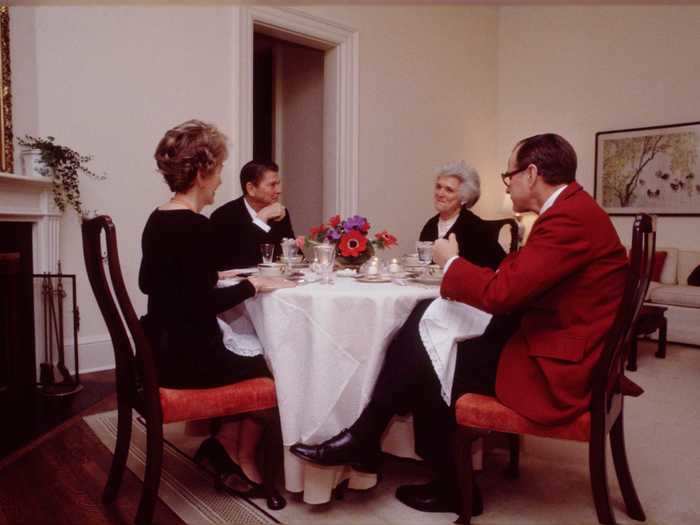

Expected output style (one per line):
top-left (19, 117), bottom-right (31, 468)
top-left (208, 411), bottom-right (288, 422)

top-left (627, 304), bottom-right (668, 371)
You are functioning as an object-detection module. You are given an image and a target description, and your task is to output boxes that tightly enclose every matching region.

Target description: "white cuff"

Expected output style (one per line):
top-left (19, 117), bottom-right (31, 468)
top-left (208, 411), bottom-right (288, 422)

top-left (253, 217), bottom-right (271, 233)
top-left (443, 255), bottom-right (459, 274)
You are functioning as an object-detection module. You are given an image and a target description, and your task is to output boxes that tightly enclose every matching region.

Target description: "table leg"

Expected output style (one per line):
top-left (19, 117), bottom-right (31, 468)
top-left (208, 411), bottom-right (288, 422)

top-left (627, 337), bottom-right (638, 371)
top-left (655, 317), bottom-right (668, 359)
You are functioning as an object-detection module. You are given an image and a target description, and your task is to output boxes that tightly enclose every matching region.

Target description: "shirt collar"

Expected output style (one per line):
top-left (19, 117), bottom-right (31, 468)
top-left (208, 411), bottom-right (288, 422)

top-left (243, 196), bottom-right (258, 220)
top-left (540, 185), bottom-right (567, 216)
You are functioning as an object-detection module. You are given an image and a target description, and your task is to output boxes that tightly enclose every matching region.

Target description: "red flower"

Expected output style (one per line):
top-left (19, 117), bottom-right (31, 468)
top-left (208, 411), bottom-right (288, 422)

top-left (328, 214), bottom-right (341, 228)
top-left (375, 230), bottom-right (397, 248)
top-left (338, 230), bottom-right (368, 257)
top-left (360, 220), bottom-right (370, 233)
top-left (310, 224), bottom-right (328, 240)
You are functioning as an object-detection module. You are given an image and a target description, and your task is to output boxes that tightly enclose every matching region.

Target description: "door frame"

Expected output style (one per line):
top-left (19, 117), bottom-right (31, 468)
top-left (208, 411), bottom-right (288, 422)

top-left (234, 6), bottom-right (359, 218)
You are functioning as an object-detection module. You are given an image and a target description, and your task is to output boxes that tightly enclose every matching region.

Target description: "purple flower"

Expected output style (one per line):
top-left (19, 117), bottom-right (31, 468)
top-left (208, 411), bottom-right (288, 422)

top-left (342, 215), bottom-right (368, 232)
top-left (326, 228), bottom-right (341, 241)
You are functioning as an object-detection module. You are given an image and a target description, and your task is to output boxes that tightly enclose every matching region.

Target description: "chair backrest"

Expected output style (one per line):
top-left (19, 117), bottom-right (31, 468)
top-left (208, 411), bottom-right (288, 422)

top-left (591, 214), bottom-right (655, 427)
top-left (81, 215), bottom-right (161, 419)
top-left (482, 218), bottom-right (519, 254)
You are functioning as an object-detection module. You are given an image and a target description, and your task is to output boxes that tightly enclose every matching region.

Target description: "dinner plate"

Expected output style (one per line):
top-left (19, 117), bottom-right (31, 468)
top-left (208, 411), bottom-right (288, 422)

top-left (355, 275), bottom-right (392, 283)
top-left (410, 276), bottom-right (442, 285)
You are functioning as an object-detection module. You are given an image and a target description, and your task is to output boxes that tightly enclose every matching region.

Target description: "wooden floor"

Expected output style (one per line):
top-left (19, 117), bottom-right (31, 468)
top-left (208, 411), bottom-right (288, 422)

top-left (0, 385), bottom-right (186, 524)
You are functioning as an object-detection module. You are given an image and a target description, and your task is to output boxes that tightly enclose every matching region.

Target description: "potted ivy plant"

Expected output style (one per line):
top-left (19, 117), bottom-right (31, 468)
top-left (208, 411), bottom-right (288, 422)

top-left (17, 135), bottom-right (105, 215)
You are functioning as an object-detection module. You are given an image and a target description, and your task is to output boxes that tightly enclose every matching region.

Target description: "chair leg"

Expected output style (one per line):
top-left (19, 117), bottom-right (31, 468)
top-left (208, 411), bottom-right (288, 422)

top-left (256, 408), bottom-right (286, 511)
top-left (610, 417), bottom-right (646, 521)
top-left (589, 427), bottom-right (616, 525)
top-left (505, 433), bottom-right (520, 479)
top-left (135, 422), bottom-right (164, 525)
top-left (454, 427), bottom-right (482, 524)
top-left (627, 338), bottom-right (638, 371)
top-left (102, 403), bottom-right (133, 504)
top-left (654, 317), bottom-right (667, 359)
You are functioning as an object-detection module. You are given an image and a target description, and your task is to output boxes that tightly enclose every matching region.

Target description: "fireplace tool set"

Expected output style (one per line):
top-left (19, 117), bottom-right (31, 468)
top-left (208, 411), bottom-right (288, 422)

top-left (34, 262), bottom-right (82, 397)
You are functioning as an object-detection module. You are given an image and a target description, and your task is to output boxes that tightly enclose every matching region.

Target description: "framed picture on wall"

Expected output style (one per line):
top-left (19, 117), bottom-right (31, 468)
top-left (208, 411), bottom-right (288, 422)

top-left (594, 121), bottom-right (700, 216)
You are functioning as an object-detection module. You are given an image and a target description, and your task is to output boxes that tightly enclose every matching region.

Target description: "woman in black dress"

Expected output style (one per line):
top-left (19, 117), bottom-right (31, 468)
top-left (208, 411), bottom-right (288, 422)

top-left (140, 120), bottom-right (293, 496)
top-left (418, 161), bottom-right (505, 270)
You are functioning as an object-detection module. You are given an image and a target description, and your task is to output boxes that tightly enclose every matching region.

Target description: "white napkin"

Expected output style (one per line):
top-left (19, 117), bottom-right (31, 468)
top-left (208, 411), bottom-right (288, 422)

top-left (218, 304), bottom-right (264, 357)
top-left (418, 298), bottom-right (492, 404)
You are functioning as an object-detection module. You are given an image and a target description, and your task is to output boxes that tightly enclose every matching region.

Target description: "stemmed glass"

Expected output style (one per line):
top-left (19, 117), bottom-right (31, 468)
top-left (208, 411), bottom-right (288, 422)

top-left (415, 241), bottom-right (433, 277)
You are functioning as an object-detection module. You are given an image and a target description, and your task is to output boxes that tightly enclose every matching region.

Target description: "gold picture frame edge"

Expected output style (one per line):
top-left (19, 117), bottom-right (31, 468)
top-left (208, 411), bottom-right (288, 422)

top-left (0, 5), bottom-right (13, 174)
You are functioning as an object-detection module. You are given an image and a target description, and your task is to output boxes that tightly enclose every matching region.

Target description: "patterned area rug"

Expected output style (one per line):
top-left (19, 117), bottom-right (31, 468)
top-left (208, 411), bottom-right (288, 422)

top-left (84, 410), bottom-right (278, 525)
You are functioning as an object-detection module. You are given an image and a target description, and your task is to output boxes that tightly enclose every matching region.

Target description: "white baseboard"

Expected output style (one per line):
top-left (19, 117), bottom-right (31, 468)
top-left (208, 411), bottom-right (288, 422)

top-left (35, 334), bottom-right (116, 377)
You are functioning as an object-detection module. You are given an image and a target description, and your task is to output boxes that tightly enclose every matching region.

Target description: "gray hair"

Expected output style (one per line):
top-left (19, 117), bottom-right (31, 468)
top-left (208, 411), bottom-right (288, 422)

top-left (435, 161), bottom-right (480, 208)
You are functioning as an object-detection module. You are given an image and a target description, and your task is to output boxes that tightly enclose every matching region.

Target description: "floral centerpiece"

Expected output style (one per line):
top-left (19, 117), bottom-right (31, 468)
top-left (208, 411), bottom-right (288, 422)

top-left (305, 214), bottom-right (398, 267)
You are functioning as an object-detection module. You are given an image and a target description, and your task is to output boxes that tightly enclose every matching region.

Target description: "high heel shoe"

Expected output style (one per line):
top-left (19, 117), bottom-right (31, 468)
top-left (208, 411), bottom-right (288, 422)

top-left (194, 437), bottom-right (286, 510)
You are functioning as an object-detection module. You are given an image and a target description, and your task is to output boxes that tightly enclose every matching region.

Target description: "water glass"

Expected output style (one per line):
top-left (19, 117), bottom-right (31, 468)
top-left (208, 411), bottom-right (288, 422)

top-left (260, 243), bottom-right (275, 264)
top-left (313, 243), bottom-right (336, 285)
top-left (281, 238), bottom-right (299, 259)
top-left (416, 241), bottom-right (433, 265)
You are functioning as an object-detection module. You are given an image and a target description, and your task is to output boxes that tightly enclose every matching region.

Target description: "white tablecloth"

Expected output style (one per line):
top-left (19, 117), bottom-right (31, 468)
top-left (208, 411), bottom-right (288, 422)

top-left (219, 277), bottom-right (490, 503)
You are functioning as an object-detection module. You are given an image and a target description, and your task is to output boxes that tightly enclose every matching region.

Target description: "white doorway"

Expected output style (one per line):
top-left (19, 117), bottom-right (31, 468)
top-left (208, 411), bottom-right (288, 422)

top-left (253, 32), bottom-right (324, 236)
top-left (235, 7), bottom-right (359, 220)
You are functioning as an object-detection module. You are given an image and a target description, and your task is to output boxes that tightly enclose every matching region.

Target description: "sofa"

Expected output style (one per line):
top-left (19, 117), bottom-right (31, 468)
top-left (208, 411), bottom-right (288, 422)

top-left (645, 247), bottom-right (700, 347)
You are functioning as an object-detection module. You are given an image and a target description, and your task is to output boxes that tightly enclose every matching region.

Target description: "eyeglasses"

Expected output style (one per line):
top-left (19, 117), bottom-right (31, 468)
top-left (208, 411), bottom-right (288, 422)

top-left (500, 167), bottom-right (526, 187)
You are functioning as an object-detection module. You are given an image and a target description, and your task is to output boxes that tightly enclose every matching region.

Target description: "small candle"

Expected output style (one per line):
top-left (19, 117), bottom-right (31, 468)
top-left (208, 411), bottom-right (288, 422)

top-left (389, 258), bottom-right (400, 274)
top-left (368, 264), bottom-right (379, 275)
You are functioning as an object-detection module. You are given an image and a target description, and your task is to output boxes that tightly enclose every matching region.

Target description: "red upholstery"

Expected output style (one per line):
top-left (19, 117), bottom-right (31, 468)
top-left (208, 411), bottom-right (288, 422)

top-left (159, 377), bottom-right (277, 424)
top-left (455, 393), bottom-right (590, 442)
top-left (651, 251), bottom-right (667, 282)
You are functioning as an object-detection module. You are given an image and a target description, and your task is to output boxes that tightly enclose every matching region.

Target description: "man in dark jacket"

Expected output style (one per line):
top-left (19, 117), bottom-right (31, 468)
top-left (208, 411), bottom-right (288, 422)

top-left (211, 161), bottom-right (295, 269)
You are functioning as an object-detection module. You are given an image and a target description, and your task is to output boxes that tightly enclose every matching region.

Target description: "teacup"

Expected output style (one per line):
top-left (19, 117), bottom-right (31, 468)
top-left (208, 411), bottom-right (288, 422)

top-left (403, 253), bottom-right (421, 267)
top-left (258, 263), bottom-right (283, 276)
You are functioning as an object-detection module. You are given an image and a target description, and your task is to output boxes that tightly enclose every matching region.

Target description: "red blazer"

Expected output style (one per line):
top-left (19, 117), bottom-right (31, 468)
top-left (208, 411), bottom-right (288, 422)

top-left (441, 183), bottom-right (628, 425)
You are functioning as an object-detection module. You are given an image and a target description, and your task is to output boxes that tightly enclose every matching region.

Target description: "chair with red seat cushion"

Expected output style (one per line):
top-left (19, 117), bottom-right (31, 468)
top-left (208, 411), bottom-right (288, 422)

top-left (81, 215), bottom-right (284, 525)
top-left (453, 214), bottom-right (655, 525)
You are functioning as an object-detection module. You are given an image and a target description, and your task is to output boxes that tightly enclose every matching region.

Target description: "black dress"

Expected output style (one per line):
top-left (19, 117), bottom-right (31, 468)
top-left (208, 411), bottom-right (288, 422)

top-left (419, 207), bottom-right (505, 271)
top-left (139, 209), bottom-right (271, 388)
top-left (210, 196), bottom-right (295, 270)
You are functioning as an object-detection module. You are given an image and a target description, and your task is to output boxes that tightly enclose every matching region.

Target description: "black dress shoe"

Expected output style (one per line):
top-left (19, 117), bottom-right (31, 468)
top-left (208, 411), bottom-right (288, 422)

top-left (395, 479), bottom-right (483, 516)
top-left (290, 428), bottom-right (381, 473)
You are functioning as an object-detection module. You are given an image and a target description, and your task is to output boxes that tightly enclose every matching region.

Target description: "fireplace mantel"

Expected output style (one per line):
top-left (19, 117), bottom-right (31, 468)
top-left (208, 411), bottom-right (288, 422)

top-left (0, 171), bottom-right (61, 274)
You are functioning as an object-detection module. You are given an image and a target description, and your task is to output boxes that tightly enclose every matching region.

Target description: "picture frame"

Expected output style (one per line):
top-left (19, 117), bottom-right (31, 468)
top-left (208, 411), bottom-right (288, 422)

top-left (0, 5), bottom-right (13, 173)
top-left (594, 121), bottom-right (700, 216)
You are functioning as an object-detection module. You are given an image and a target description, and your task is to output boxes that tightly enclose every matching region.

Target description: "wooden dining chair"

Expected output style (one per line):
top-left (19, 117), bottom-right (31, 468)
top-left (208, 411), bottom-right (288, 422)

top-left (482, 218), bottom-right (519, 254)
top-left (453, 213), bottom-right (655, 524)
top-left (81, 215), bottom-right (285, 525)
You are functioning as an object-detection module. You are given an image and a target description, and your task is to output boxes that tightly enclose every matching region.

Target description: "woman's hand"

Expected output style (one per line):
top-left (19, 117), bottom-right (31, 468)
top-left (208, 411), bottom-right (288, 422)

top-left (248, 276), bottom-right (296, 293)
top-left (218, 269), bottom-right (244, 280)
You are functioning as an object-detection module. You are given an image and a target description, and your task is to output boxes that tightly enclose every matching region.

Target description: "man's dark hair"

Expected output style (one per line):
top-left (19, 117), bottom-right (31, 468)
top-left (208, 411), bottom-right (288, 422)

top-left (515, 133), bottom-right (577, 185)
top-left (240, 160), bottom-right (279, 195)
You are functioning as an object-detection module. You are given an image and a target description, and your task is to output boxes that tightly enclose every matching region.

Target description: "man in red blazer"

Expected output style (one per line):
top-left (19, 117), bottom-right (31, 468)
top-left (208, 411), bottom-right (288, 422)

top-left (291, 134), bottom-right (628, 514)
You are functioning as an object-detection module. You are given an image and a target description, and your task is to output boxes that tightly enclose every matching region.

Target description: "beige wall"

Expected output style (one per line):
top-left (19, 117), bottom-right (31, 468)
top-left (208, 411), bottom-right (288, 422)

top-left (11, 5), bottom-right (239, 370)
top-left (11, 5), bottom-right (499, 370)
top-left (299, 5), bottom-right (500, 253)
top-left (276, 40), bottom-right (325, 236)
top-left (497, 5), bottom-right (700, 249)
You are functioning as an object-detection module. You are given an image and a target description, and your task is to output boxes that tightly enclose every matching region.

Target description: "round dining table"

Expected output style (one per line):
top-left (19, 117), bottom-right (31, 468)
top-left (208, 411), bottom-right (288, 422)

top-left (219, 276), bottom-right (441, 503)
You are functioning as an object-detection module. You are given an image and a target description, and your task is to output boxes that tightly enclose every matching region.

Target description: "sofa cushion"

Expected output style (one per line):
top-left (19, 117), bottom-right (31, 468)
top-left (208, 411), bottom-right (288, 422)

top-left (651, 251), bottom-right (667, 282)
top-left (657, 247), bottom-right (678, 284)
top-left (689, 265), bottom-right (700, 286)
top-left (649, 284), bottom-right (700, 308)
top-left (678, 250), bottom-right (700, 284)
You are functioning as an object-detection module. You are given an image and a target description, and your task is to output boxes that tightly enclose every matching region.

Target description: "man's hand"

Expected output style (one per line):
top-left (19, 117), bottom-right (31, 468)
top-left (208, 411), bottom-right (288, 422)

top-left (257, 202), bottom-right (287, 223)
top-left (433, 233), bottom-right (459, 268)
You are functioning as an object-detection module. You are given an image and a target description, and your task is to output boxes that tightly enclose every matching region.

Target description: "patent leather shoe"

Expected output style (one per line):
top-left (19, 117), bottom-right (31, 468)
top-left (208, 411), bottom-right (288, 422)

top-left (395, 479), bottom-right (483, 516)
top-left (290, 428), bottom-right (381, 473)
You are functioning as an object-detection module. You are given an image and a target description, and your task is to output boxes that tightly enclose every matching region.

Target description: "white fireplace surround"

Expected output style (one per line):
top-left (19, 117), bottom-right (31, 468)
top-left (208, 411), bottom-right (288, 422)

top-left (0, 172), bottom-right (61, 274)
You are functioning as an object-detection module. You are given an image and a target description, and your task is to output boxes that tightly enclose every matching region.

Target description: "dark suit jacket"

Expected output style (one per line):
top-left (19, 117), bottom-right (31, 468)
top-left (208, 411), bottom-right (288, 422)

top-left (419, 207), bottom-right (505, 270)
top-left (441, 183), bottom-right (628, 425)
top-left (210, 196), bottom-right (295, 270)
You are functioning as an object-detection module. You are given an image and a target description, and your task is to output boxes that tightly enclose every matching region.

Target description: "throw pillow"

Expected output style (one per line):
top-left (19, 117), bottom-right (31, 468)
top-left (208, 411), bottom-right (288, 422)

top-left (651, 251), bottom-right (667, 282)
top-left (688, 264), bottom-right (700, 286)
